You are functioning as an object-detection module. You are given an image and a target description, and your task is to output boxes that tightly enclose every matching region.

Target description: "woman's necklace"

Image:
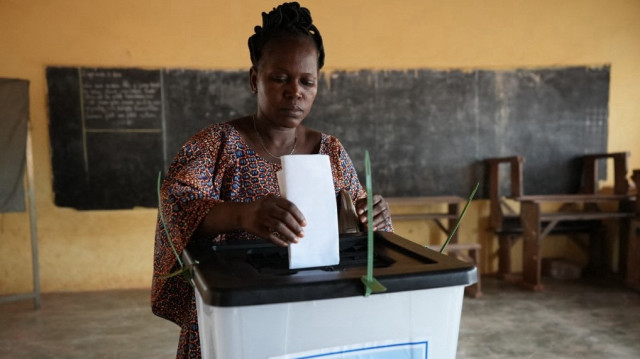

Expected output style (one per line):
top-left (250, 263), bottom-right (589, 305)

top-left (252, 114), bottom-right (297, 159)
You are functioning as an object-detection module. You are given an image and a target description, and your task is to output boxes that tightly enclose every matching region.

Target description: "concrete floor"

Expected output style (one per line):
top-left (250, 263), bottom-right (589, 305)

top-left (457, 276), bottom-right (640, 359)
top-left (1, 276), bottom-right (639, 358)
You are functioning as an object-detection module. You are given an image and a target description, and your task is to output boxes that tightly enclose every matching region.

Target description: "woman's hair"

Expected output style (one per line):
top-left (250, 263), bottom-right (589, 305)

top-left (248, 2), bottom-right (325, 70)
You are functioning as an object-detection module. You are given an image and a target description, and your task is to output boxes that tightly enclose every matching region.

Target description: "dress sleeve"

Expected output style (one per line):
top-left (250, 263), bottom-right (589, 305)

top-left (151, 126), bottom-right (226, 325)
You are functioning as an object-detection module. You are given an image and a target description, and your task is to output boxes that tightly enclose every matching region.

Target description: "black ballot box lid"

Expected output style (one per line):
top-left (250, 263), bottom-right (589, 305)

top-left (182, 232), bottom-right (477, 307)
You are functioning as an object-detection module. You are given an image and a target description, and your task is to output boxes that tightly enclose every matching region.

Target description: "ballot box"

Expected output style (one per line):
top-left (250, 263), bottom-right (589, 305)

top-left (182, 231), bottom-right (477, 359)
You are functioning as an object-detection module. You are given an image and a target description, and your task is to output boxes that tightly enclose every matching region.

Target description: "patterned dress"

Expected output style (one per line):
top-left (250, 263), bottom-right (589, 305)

top-left (151, 122), bottom-right (393, 358)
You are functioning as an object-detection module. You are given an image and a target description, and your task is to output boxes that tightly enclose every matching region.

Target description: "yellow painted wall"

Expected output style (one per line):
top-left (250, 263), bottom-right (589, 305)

top-left (1, 0), bottom-right (639, 294)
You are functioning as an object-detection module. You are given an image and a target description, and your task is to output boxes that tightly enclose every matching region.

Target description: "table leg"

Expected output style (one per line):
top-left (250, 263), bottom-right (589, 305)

top-left (618, 199), bottom-right (634, 276)
top-left (447, 202), bottom-right (460, 244)
top-left (465, 246), bottom-right (483, 298)
top-left (520, 201), bottom-right (544, 291)
top-left (584, 225), bottom-right (606, 275)
top-left (626, 219), bottom-right (640, 291)
top-left (497, 234), bottom-right (517, 277)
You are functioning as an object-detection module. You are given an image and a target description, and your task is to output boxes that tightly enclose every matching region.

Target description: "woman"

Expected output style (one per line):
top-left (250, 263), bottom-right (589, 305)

top-left (152, 2), bottom-right (393, 358)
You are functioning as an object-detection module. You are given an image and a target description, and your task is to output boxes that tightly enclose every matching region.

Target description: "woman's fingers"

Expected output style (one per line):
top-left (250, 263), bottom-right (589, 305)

top-left (371, 195), bottom-right (390, 230)
top-left (356, 194), bottom-right (390, 230)
top-left (266, 219), bottom-right (301, 245)
top-left (267, 229), bottom-right (290, 247)
top-left (258, 195), bottom-right (306, 246)
top-left (273, 197), bottom-right (307, 230)
top-left (271, 198), bottom-right (306, 236)
top-left (371, 209), bottom-right (389, 229)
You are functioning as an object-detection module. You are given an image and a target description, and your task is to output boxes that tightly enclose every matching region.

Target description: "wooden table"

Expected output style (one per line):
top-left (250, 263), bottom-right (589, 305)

top-left (485, 152), bottom-right (634, 289)
top-left (387, 196), bottom-right (482, 297)
top-left (519, 194), bottom-right (634, 291)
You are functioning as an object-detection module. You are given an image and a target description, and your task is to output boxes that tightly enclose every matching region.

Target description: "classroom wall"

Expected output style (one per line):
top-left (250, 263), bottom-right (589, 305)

top-left (1, 0), bottom-right (639, 294)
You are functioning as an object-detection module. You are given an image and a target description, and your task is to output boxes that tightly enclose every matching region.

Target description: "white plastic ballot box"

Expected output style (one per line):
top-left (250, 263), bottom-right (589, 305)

top-left (182, 232), bottom-right (477, 359)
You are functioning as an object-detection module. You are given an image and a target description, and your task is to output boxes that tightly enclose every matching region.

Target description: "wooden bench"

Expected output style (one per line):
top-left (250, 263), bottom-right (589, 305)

top-left (519, 195), bottom-right (633, 290)
top-left (486, 152), bottom-right (634, 290)
top-left (388, 196), bottom-right (482, 298)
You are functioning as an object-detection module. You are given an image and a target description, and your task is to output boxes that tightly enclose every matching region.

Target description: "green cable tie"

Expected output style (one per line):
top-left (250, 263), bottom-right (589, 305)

top-left (440, 182), bottom-right (479, 253)
top-left (360, 150), bottom-right (387, 296)
top-left (157, 172), bottom-right (187, 279)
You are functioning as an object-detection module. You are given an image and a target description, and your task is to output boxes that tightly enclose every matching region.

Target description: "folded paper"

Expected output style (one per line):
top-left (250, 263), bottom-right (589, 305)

top-left (277, 155), bottom-right (339, 269)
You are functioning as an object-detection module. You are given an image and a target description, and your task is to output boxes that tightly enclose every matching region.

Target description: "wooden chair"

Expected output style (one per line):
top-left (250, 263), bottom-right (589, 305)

top-left (580, 152), bottom-right (635, 276)
top-left (486, 152), bottom-right (632, 287)
top-left (580, 152), bottom-right (630, 195)
top-left (626, 169), bottom-right (640, 291)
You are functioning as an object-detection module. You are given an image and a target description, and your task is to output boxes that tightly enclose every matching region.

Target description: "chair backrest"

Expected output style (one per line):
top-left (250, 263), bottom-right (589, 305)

top-left (580, 152), bottom-right (630, 195)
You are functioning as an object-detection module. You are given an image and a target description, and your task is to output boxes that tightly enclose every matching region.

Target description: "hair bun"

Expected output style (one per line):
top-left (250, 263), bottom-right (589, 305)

top-left (262, 2), bottom-right (312, 34)
top-left (248, 2), bottom-right (325, 69)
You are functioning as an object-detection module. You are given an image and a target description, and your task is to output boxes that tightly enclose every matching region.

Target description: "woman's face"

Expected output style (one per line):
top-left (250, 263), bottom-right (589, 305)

top-left (251, 35), bottom-right (319, 128)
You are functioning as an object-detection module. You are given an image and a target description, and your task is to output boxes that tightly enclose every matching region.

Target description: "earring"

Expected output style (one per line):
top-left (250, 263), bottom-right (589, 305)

top-left (251, 87), bottom-right (257, 94)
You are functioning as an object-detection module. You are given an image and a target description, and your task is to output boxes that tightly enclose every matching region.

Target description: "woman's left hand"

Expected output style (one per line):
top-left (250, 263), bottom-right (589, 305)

top-left (355, 194), bottom-right (391, 231)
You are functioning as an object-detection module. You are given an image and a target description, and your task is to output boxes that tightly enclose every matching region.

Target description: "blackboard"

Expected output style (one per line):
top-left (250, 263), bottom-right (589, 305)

top-left (0, 78), bottom-right (29, 212)
top-left (46, 66), bottom-right (609, 209)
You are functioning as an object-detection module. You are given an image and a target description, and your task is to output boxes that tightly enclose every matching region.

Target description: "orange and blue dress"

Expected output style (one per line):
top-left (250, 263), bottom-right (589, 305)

top-left (151, 122), bottom-right (392, 358)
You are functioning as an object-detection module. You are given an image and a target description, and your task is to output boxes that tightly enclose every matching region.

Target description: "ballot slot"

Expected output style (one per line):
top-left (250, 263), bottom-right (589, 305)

top-left (245, 234), bottom-right (396, 275)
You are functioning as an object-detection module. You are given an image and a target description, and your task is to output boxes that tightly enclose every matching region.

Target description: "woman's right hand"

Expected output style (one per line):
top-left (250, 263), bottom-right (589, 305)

top-left (244, 194), bottom-right (307, 247)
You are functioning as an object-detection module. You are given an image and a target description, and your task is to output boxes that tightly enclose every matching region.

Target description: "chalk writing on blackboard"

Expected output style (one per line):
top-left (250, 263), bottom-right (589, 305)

top-left (47, 67), bottom-right (165, 209)
top-left (81, 68), bottom-right (162, 130)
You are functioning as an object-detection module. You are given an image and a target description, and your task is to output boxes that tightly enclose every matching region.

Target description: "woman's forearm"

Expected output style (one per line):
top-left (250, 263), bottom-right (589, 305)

top-left (194, 201), bottom-right (254, 238)
top-left (193, 195), bottom-right (305, 247)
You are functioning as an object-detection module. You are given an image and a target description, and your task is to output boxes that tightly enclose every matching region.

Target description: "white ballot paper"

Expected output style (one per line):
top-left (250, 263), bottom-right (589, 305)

top-left (277, 154), bottom-right (340, 269)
